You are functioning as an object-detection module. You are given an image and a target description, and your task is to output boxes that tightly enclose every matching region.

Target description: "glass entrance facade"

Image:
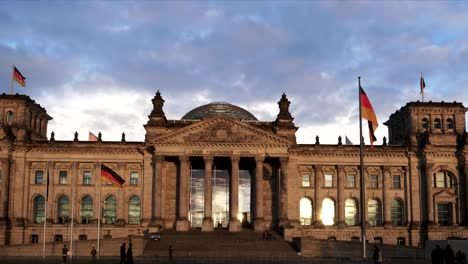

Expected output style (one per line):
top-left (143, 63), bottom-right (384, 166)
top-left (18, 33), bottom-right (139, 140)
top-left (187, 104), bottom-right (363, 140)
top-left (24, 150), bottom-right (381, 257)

top-left (189, 169), bottom-right (204, 227)
top-left (212, 168), bottom-right (230, 227)
top-left (188, 159), bottom-right (252, 228)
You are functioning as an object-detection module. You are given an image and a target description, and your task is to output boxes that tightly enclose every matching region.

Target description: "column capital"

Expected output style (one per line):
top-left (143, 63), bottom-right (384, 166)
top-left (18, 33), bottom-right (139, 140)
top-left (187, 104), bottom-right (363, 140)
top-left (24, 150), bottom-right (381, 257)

top-left (279, 156), bottom-right (289, 164)
top-left (314, 164), bottom-right (322, 172)
top-left (255, 156), bottom-right (264, 165)
top-left (155, 155), bottom-right (165, 162)
top-left (336, 165), bottom-right (345, 173)
top-left (231, 155), bottom-right (240, 163)
top-left (94, 162), bottom-right (101, 168)
top-left (178, 155), bottom-right (190, 163)
top-left (203, 155), bottom-right (213, 163)
top-left (381, 166), bottom-right (391, 173)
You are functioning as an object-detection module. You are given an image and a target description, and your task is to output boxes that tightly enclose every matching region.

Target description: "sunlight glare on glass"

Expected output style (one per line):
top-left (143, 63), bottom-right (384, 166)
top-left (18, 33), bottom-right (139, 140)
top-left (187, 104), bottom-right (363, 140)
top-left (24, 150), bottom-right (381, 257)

top-left (321, 198), bottom-right (335, 226)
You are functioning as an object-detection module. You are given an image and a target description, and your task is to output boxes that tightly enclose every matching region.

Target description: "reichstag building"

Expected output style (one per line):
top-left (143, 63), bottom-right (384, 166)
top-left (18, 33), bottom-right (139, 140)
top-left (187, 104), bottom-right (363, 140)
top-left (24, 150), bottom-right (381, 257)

top-left (0, 91), bottom-right (467, 246)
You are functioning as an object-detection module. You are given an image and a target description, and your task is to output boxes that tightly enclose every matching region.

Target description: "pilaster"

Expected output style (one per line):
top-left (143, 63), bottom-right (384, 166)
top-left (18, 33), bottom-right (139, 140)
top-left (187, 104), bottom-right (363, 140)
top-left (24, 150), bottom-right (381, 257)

top-left (202, 156), bottom-right (213, 231)
top-left (176, 156), bottom-right (190, 231)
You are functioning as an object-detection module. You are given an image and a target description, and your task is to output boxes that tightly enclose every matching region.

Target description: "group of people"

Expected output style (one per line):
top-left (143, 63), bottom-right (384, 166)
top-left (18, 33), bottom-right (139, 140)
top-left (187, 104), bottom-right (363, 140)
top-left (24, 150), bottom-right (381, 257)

top-left (432, 244), bottom-right (466, 264)
top-left (373, 245), bottom-right (383, 264)
top-left (120, 242), bottom-right (134, 264)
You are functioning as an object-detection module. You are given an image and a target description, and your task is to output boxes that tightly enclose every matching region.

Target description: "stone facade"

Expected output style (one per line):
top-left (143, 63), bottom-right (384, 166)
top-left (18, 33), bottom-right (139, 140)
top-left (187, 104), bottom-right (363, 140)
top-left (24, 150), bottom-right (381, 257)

top-left (0, 92), bottom-right (467, 247)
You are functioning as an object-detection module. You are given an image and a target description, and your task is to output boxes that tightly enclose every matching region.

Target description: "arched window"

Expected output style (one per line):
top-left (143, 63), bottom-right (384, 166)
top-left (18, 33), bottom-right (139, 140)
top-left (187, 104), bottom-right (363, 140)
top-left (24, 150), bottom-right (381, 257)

top-left (103, 196), bottom-right (117, 224)
top-left (33, 195), bottom-right (45, 223)
top-left (6, 111), bottom-right (14, 125)
top-left (345, 198), bottom-right (358, 226)
top-left (391, 199), bottom-right (403, 226)
top-left (434, 171), bottom-right (453, 188)
top-left (80, 195), bottom-right (93, 224)
top-left (446, 118), bottom-right (454, 129)
top-left (57, 195), bottom-right (70, 224)
top-left (321, 198), bottom-right (335, 226)
top-left (368, 199), bottom-right (382, 226)
top-left (421, 118), bottom-right (429, 129)
top-left (434, 118), bottom-right (441, 129)
top-left (299, 197), bottom-right (313, 225)
top-left (128, 196), bottom-right (141, 224)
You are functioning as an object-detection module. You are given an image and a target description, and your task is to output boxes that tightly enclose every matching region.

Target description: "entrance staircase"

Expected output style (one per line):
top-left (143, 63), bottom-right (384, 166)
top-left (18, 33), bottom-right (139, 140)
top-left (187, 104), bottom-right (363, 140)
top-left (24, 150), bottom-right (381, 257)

top-left (143, 229), bottom-right (300, 260)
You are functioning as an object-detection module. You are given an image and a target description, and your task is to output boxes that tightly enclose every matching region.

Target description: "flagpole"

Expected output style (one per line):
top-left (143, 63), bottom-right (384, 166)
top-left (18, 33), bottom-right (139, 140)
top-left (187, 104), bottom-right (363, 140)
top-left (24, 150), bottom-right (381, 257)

top-left (97, 163), bottom-right (102, 261)
top-left (42, 162), bottom-right (49, 262)
top-left (69, 166), bottom-right (75, 263)
top-left (10, 65), bottom-right (14, 95)
top-left (421, 72), bottom-right (424, 102)
top-left (358, 77), bottom-right (367, 260)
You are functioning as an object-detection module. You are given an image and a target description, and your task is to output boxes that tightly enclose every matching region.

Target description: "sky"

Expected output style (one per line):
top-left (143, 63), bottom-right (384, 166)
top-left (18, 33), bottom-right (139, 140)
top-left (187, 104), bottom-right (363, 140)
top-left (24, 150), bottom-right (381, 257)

top-left (1, 1), bottom-right (468, 144)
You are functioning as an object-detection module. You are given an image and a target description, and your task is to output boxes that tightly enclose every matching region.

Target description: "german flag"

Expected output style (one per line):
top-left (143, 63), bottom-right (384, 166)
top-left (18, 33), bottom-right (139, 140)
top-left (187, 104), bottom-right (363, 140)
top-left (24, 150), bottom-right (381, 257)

top-left (13, 66), bottom-right (26, 87)
top-left (360, 86), bottom-right (378, 146)
top-left (101, 164), bottom-right (125, 187)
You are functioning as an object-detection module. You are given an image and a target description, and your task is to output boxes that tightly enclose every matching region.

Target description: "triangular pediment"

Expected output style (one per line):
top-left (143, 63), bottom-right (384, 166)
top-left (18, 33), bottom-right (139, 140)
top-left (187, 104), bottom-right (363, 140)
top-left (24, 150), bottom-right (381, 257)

top-left (434, 189), bottom-right (457, 199)
top-left (153, 116), bottom-right (293, 145)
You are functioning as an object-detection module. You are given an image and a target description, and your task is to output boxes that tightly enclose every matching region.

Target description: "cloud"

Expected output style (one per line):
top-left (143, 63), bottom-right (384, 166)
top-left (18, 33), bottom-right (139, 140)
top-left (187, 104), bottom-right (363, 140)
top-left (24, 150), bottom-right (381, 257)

top-left (1, 2), bottom-right (468, 144)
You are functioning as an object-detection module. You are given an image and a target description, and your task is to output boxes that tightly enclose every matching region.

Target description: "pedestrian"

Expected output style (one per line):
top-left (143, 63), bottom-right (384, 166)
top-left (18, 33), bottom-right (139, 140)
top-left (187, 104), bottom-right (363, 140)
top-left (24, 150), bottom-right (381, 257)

top-left (120, 242), bottom-right (126, 264)
top-left (444, 244), bottom-right (455, 264)
top-left (455, 250), bottom-right (466, 264)
top-left (127, 243), bottom-right (134, 264)
top-left (169, 245), bottom-right (174, 262)
top-left (61, 244), bottom-right (69, 264)
top-left (90, 245), bottom-right (97, 264)
top-left (373, 245), bottom-right (382, 264)
top-left (432, 245), bottom-right (443, 264)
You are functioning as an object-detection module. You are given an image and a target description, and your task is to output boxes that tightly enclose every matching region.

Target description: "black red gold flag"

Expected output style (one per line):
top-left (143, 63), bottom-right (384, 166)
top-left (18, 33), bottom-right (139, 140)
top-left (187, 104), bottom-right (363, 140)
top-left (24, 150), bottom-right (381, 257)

top-left (360, 86), bottom-right (378, 146)
top-left (101, 164), bottom-right (125, 187)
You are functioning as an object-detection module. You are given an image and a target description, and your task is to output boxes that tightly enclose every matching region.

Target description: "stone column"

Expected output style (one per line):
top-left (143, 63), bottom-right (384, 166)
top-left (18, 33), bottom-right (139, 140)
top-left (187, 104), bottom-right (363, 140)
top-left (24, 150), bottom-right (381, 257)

top-left (152, 156), bottom-right (164, 228)
top-left (0, 158), bottom-right (11, 219)
top-left (382, 166), bottom-right (391, 226)
top-left (141, 148), bottom-right (154, 225)
top-left (337, 165), bottom-right (346, 227)
top-left (229, 156), bottom-right (241, 232)
top-left (71, 162), bottom-right (78, 225)
top-left (254, 156), bottom-right (265, 231)
top-left (93, 162), bottom-right (101, 224)
top-left (202, 156), bottom-right (213, 231)
top-left (279, 157), bottom-right (289, 227)
top-left (465, 161), bottom-right (468, 225)
top-left (176, 156), bottom-right (190, 231)
top-left (314, 165), bottom-right (322, 226)
top-left (116, 163), bottom-right (126, 225)
top-left (46, 162), bottom-right (55, 223)
top-left (426, 163), bottom-right (434, 224)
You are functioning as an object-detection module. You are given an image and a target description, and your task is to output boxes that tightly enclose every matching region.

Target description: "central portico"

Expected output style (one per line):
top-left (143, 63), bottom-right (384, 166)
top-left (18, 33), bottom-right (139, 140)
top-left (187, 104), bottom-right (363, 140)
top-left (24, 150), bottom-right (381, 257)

top-left (143, 91), bottom-right (297, 232)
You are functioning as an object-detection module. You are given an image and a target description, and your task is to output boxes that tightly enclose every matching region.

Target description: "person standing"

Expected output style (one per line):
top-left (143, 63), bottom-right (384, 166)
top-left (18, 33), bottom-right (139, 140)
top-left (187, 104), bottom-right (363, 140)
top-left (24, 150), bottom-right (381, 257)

top-left (432, 245), bottom-right (443, 264)
top-left (373, 245), bottom-right (383, 264)
top-left (127, 243), bottom-right (134, 264)
top-left (120, 242), bottom-right (126, 264)
top-left (90, 245), bottom-right (97, 264)
top-left (169, 245), bottom-right (174, 262)
top-left (62, 244), bottom-right (69, 264)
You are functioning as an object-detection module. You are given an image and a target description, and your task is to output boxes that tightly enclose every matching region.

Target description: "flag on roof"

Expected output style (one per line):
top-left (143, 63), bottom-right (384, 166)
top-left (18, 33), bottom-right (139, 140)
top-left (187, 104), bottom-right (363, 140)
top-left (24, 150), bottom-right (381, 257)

top-left (101, 164), bottom-right (125, 187)
top-left (89, 131), bottom-right (98, 141)
top-left (420, 73), bottom-right (425, 95)
top-left (345, 135), bottom-right (353, 145)
top-left (13, 66), bottom-right (26, 87)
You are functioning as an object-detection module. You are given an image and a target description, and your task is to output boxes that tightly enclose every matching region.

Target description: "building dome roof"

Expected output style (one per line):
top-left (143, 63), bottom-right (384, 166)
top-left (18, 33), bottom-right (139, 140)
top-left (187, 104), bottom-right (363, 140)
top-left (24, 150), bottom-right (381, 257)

top-left (182, 102), bottom-right (258, 121)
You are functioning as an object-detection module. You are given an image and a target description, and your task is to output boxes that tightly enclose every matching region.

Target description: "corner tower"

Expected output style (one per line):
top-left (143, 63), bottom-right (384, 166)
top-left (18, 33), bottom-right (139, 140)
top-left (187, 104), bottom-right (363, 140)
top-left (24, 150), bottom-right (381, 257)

top-left (0, 93), bottom-right (52, 143)
top-left (384, 101), bottom-right (467, 147)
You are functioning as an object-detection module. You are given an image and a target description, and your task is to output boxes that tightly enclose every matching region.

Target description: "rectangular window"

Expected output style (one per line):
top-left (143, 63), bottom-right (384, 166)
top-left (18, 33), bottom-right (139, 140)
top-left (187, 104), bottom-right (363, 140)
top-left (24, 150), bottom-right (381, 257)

top-left (392, 175), bottom-right (401, 189)
top-left (130, 171), bottom-right (139, 185)
top-left (324, 174), bottom-right (333, 187)
top-left (347, 175), bottom-right (356, 188)
top-left (59, 170), bottom-right (68, 184)
top-left (301, 174), bottom-right (310, 187)
top-left (437, 203), bottom-right (452, 226)
top-left (83, 171), bottom-right (92, 185)
top-left (435, 172), bottom-right (445, 188)
top-left (35, 170), bottom-right (44, 184)
top-left (370, 175), bottom-right (379, 188)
